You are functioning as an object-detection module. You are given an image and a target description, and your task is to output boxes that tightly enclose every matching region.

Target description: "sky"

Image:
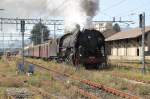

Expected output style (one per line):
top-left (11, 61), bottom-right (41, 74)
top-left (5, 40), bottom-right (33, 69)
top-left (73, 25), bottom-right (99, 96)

top-left (0, 0), bottom-right (150, 48)
top-left (0, 0), bottom-right (150, 30)
top-left (94, 0), bottom-right (150, 27)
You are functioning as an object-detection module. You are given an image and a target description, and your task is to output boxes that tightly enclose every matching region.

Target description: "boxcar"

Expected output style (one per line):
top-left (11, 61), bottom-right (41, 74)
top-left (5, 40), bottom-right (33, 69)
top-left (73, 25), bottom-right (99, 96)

top-left (40, 42), bottom-right (49, 59)
top-left (33, 45), bottom-right (40, 58)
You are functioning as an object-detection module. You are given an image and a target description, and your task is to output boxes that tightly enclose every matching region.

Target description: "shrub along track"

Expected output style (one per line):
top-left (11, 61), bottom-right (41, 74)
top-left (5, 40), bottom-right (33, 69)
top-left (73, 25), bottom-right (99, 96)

top-left (26, 60), bottom-right (100, 99)
top-left (105, 63), bottom-right (150, 85)
top-left (109, 62), bottom-right (150, 72)
top-left (23, 60), bottom-right (140, 99)
top-left (110, 72), bottom-right (150, 85)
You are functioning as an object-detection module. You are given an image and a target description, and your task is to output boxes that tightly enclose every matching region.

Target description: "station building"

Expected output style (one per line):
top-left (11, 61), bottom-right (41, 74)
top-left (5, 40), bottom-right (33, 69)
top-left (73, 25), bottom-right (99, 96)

top-left (105, 27), bottom-right (150, 61)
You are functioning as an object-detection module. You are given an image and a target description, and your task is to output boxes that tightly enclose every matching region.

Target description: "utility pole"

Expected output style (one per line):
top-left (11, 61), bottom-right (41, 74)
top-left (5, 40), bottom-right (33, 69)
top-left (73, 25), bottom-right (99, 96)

top-left (39, 19), bottom-right (43, 44)
top-left (3, 31), bottom-right (4, 56)
top-left (113, 17), bottom-right (115, 22)
top-left (0, 9), bottom-right (4, 56)
top-left (41, 28), bottom-right (44, 43)
top-left (21, 20), bottom-right (25, 67)
top-left (54, 22), bottom-right (56, 40)
top-left (139, 12), bottom-right (146, 74)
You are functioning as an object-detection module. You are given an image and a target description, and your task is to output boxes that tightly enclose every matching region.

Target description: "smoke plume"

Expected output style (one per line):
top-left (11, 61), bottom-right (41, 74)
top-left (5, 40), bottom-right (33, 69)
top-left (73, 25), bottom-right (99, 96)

top-left (47, 0), bottom-right (100, 31)
top-left (0, 0), bottom-right (48, 18)
top-left (0, 0), bottom-right (100, 32)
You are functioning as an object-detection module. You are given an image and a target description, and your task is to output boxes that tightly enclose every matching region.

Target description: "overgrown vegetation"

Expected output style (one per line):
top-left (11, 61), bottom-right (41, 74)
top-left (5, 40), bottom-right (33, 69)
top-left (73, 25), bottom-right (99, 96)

top-left (0, 58), bottom-right (82, 99)
top-left (26, 58), bottom-right (150, 98)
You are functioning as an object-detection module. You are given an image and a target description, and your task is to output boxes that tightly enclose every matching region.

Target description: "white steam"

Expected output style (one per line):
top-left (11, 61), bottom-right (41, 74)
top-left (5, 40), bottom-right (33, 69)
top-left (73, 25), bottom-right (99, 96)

top-left (0, 0), bottom-right (48, 18)
top-left (0, 0), bottom-right (100, 32)
top-left (47, 0), bottom-right (100, 31)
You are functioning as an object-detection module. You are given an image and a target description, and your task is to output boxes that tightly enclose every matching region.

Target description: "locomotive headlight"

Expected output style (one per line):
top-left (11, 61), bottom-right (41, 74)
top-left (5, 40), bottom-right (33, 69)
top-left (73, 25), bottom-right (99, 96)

top-left (79, 54), bottom-right (82, 57)
top-left (88, 36), bottom-right (91, 39)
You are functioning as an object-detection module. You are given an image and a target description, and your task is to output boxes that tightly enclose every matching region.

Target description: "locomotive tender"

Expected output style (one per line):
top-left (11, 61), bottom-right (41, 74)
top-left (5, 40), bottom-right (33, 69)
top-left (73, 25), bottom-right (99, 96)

top-left (24, 29), bottom-right (107, 69)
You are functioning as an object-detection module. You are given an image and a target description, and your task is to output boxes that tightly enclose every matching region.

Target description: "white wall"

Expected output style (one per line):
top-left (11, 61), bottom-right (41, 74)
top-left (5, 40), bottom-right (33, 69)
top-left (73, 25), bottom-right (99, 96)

top-left (106, 32), bottom-right (150, 60)
top-left (109, 46), bottom-right (149, 60)
top-left (118, 48), bottom-right (125, 56)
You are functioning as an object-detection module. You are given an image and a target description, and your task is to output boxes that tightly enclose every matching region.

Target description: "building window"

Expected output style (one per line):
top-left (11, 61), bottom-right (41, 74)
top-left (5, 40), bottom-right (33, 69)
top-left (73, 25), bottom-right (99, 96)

top-left (137, 48), bottom-right (139, 56)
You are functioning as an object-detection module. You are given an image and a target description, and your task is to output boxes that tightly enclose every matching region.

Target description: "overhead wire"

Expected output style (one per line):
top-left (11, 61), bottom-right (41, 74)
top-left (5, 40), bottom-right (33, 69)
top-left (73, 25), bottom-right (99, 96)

top-left (100, 0), bottom-right (150, 27)
top-left (100, 12), bottom-right (113, 18)
top-left (102, 0), bottom-right (128, 11)
top-left (98, 0), bottom-right (128, 21)
top-left (45, 0), bottom-right (68, 20)
top-left (116, 0), bottom-right (150, 17)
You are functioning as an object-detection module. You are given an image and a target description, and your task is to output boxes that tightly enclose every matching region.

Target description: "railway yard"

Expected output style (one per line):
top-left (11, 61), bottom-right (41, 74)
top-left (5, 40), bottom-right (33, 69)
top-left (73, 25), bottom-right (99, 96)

top-left (1, 0), bottom-right (150, 99)
top-left (0, 57), bottom-right (149, 99)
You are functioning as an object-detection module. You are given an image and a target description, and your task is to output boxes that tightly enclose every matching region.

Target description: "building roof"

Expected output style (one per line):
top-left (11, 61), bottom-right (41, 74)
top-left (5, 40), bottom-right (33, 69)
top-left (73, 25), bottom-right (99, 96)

top-left (102, 29), bottom-right (117, 38)
top-left (106, 26), bottom-right (150, 41)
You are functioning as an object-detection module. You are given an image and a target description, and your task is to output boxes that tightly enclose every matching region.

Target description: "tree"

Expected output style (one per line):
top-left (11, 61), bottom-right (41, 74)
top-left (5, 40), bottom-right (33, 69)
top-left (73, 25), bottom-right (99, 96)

top-left (113, 23), bottom-right (121, 32)
top-left (31, 22), bottom-right (49, 45)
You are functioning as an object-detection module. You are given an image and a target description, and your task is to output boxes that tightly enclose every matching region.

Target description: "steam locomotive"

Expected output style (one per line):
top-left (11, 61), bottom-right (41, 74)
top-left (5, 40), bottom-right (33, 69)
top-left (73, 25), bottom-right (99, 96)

top-left (59, 29), bottom-right (107, 68)
top-left (24, 29), bottom-right (107, 69)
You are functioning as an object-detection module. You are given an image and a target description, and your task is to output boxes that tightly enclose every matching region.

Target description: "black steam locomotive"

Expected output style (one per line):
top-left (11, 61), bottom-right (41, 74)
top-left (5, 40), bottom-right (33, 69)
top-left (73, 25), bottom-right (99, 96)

top-left (59, 29), bottom-right (107, 69)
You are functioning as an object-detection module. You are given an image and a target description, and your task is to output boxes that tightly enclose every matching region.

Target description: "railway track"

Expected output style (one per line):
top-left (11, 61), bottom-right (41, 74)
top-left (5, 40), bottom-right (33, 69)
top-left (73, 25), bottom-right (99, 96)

top-left (23, 60), bottom-right (141, 99)
top-left (29, 62), bottom-right (102, 99)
